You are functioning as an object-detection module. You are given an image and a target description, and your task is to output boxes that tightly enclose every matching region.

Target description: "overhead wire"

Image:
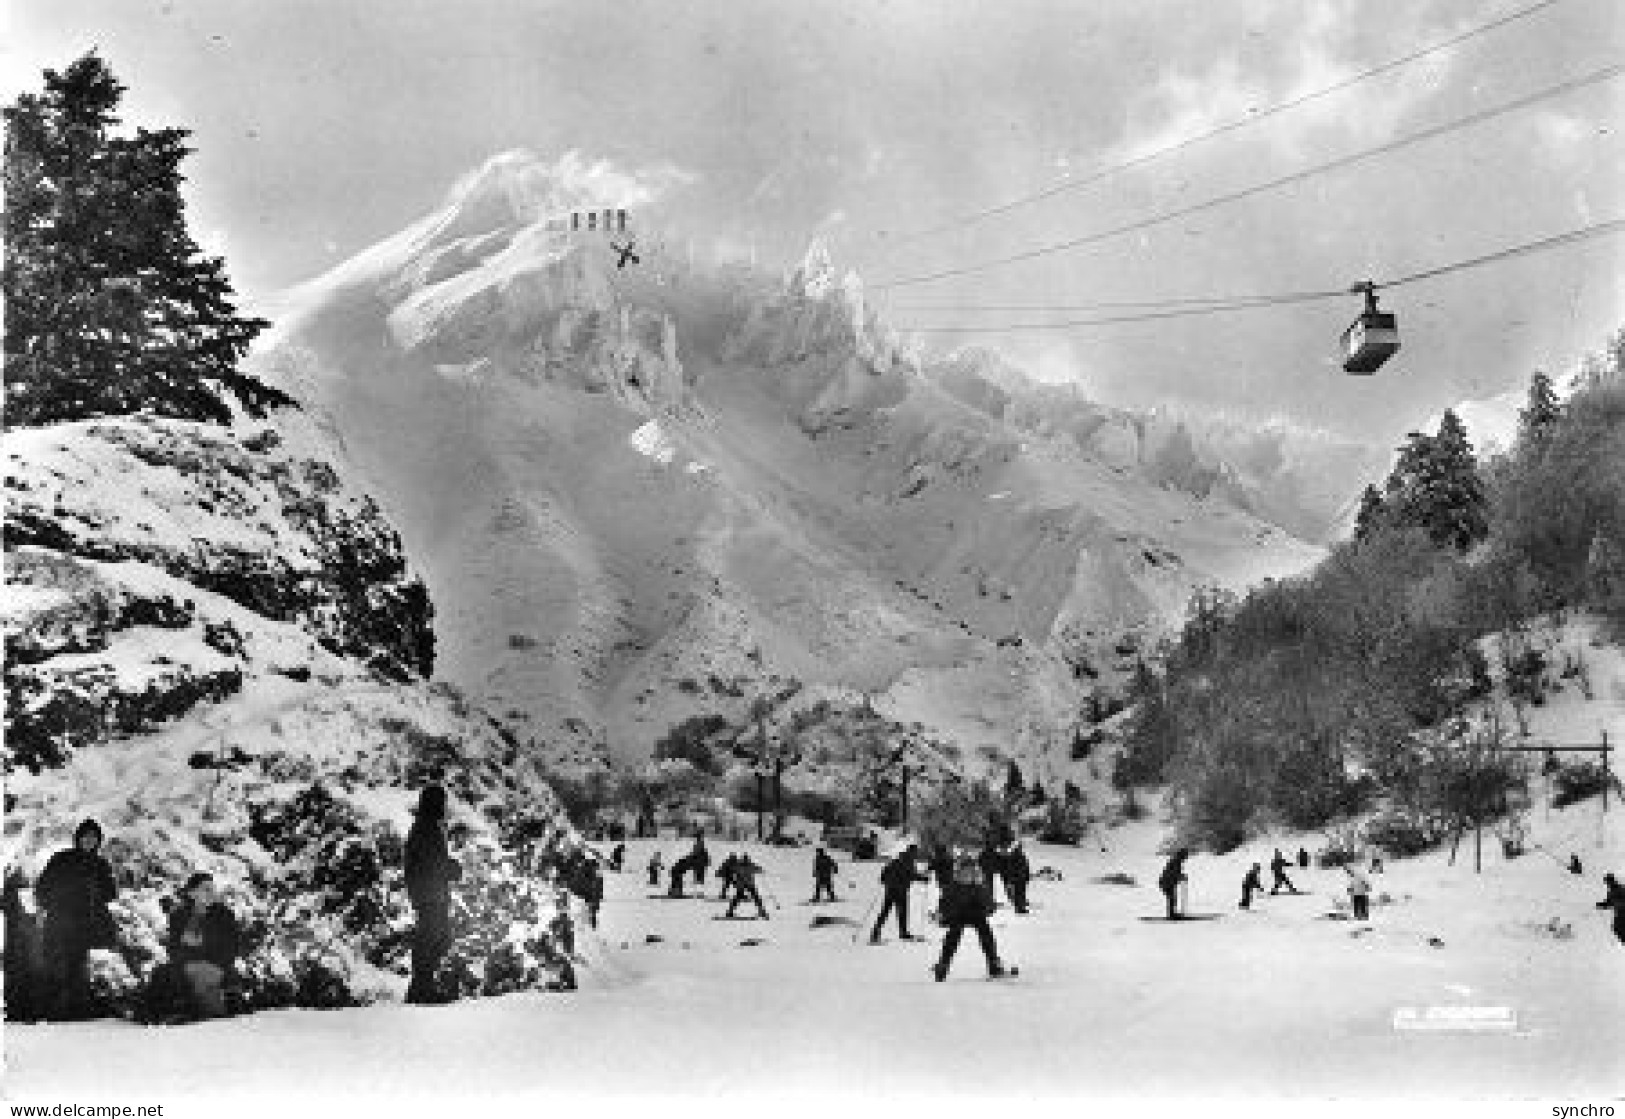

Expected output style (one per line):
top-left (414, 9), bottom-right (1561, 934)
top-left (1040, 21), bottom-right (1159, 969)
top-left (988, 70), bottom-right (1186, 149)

top-left (869, 63), bottom-right (1624, 291)
top-left (888, 217), bottom-right (1625, 333)
top-left (879, 0), bottom-right (1572, 248)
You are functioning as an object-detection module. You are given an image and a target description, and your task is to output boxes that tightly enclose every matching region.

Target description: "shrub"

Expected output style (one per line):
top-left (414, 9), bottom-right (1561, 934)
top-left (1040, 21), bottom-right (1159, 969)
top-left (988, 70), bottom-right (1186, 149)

top-left (1361, 811), bottom-right (1442, 858)
top-left (1552, 761), bottom-right (1616, 808)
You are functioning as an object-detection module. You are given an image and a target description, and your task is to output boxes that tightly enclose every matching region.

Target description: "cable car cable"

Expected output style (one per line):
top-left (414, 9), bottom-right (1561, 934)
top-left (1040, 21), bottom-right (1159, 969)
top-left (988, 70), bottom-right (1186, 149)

top-left (870, 63), bottom-right (1623, 292)
top-left (888, 216), bottom-right (1625, 333)
top-left (877, 0), bottom-right (1572, 249)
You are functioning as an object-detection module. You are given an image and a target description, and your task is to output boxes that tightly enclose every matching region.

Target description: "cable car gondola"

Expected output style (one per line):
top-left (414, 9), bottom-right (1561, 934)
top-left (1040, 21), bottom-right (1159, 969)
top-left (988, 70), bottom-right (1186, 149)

top-left (1341, 281), bottom-right (1399, 374)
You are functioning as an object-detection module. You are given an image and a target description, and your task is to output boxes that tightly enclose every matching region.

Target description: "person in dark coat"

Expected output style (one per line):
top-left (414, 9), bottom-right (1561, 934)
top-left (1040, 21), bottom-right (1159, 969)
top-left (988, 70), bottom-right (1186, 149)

top-left (725, 855), bottom-right (770, 920)
top-left (1269, 849), bottom-right (1300, 895)
top-left (608, 843), bottom-right (625, 873)
top-left (404, 785), bottom-right (461, 1004)
top-left (164, 872), bottom-right (240, 1020)
top-left (978, 842), bottom-right (1005, 907)
top-left (1296, 847), bottom-right (1310, 869)
top-left (35, 818), bottom-right (119, 1020)
top-left (1239, 863), bottom-right (1265, 910)
top-left (1568, 854), bottom-right (1584, 876)
top-left (1158, 848), bottom-right (1190, 920)
top-left (647, 850), bottom-right (664, 888)
top-left (574, 857), bottom-right (604, 929)
top-left (689, 836), bottom-right (710, 886)
top-left (929, 844), bottom-right (953, 893)
top-left (812, 847), bottom-right (839, 903)
top-left (1004, 842), bottom-right (1031, 915)
top-left (870, 845), bottom-right (928, 944)
top-left (932, 851), bottom-right (1007, 981)
top-left (714, 853), bottom-right (740, 901)
top-left (1597, 873), bottom-right (1625, 946)
top-left (3, 870), bottom-right (46, 1022)
top-left (667, 853), bottom-right (695, 898)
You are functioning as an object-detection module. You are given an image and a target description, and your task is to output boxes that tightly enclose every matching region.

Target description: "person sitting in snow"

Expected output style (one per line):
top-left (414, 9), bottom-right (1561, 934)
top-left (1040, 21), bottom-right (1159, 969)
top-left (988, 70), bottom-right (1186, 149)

top-left (932, 850), bottom-right (1007, 982)
top-left (35, 818), bottom-right (119, 1020)
top-left (725, 855), bottom-right (770, 920)
top-left (1269, 849), bottom-right (1300, 895)
top-left (1239, 863), bottom-right (1265, 910)
top-left (164, 872), bottom-right (240, 1020)
top-left (1157, 849), bottom-right (1191, 919)
top-left (870, 845), bottom-right (928, 944)
top-left (812, 847), bottom-right (840, 903)
top-left (1597, 873), bottom-right (1625, 946)
top-left (647, 849), bottom-right (665, 888)
top-left (404, 784), bottom-right (462, 1004)
top-left (1343, 864), bottom-right (1372, 922)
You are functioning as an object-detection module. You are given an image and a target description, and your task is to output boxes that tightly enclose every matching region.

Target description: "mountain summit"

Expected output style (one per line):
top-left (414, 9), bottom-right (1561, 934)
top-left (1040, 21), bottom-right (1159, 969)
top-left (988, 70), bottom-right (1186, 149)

top-left (253, 150), bottom-right (1322, 782)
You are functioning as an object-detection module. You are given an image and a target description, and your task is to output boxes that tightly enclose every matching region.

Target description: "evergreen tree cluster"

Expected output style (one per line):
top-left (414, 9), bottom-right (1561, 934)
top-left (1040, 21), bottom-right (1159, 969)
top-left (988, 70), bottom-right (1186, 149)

top-left (4, 53), bottom-right (291, 428)
top-left (1120, 331), bottom-right (1625, 852)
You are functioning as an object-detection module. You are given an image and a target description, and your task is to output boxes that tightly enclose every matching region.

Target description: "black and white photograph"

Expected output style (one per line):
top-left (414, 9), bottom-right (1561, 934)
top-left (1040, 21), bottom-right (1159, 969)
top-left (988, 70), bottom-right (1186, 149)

top-left (2, 0), bottom-right (1621, 1111)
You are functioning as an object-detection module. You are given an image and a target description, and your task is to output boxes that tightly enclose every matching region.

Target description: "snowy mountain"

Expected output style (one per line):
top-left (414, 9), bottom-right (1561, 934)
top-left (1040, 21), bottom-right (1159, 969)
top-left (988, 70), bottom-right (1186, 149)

top-left (253, 148), bottom-right (1325, 787)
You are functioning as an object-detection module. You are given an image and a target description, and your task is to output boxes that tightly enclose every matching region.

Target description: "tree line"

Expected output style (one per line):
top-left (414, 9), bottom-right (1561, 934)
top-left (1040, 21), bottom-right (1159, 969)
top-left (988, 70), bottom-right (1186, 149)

top-left (1115, 336), bottom-right (1625, 853)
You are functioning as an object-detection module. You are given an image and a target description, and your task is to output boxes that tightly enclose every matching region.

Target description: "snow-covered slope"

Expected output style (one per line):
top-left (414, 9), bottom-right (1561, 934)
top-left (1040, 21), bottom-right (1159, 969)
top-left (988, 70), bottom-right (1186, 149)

top-left (255, 149), bottom-right (1325, 782)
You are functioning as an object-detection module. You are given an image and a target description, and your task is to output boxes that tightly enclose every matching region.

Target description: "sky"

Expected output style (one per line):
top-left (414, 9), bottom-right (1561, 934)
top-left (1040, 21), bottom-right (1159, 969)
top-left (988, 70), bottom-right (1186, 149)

top-left (3, 0), bottom-right (1621, 446)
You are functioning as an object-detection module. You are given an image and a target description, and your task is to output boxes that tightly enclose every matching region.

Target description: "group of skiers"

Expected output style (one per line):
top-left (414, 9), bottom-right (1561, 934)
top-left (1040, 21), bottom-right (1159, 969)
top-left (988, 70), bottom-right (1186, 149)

top-left (3, 818), bottom-right (243, 1024)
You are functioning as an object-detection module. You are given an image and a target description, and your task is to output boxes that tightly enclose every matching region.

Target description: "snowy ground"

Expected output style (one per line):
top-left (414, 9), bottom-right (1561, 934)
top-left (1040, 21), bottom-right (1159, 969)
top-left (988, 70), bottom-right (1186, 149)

top-left (7, 801), bottom-right (1621, 1104)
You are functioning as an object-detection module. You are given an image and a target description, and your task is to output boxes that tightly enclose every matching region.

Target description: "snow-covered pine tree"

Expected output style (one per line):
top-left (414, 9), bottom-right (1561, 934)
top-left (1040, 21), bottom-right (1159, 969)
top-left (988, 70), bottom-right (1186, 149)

top-left (3, 53), bottom-right (290, 428)
top-left (1516, 370), bottom-right (1563, 452)
top-left (1382, 410), bottom-right (1488, 553)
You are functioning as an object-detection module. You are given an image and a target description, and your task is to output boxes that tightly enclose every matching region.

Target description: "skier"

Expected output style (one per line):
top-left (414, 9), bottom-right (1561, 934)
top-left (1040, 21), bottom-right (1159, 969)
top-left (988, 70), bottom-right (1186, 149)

top-left (870, 844), bottom-right (928, 944)
top-left (608, 843), bottom-right (625, 873)
top-left (1296, 847), bottom-right (1310, 869)
top-left (812, 847), bottom-right (839, 903)
top-left (164, 872), bottom-right (240, 1020)
top-left (1004, 841), bottom-right (1032, 915)
top-left (1344, 863), bottom-right (1372, 922)
top-left (1568, 854), bottom-right (1584, 876)
top-left (929, 843), bottom-right (953, 893)
top-left (725, 854), bottom-right (770, 920)
top-left (667, 853), bottom-right (695, 898)
top-left (689, 835), bottom-right (711, 886)
top-left (1597, 873), bottom-right (1625, 945)
top-left (35, 818), bottom-right (118, 1020)
top-left (1269, 849), bottom-right (1300, 895)
top-left (715, 853), bottom-right (740, 901)
top-left (647, 849), bottom-right (665, 888)
top-left (1239, 863), bottom-right (1264, 910)
top-left (1157, 848), bottom-right (1190, 919)
top-left (932, 850), bottom-right (1009, 982)
top-left (404, 784), bottom-right (462, 1004)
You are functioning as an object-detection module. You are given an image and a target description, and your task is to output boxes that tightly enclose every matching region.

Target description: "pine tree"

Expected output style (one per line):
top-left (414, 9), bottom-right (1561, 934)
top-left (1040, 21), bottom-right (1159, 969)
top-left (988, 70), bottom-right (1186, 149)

top-left (3, 53), bottom-right (290, 429)
top-left (1382, 411), bottom-right (1487, 552)
top-left (1352, 483), bottom-right (1386, 542)
top-left (1516, 371), bottom-right (1562, 451)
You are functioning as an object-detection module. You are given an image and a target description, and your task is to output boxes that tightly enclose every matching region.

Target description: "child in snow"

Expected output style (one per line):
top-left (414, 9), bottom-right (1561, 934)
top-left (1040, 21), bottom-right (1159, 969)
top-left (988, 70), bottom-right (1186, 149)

top-left (1157, 849), bottom-right (1190, 919)
top-left (647, 850), bottom-right (664, 888)
top-left (932, 851), bottom-right (1008, 981)
top-left (812, 847), bottom-right (839, 903)
top-left (1296, 847), bottom-right (1310, 869)
top-left (1597, 873), bottom-right (1624, 945)
top-left (1239, 863), bottom-right (1264, 910)
top-left (715, 853), bottom-right (740, 901)
top-left (1344, 864), bottom-right (1372, 921)
top-left (1269, 849), bottom-right (1299, 894)
top-left (608, 843), bottom-right (625, 872)
top-left (1004, 842), bottom-right (1031, 915)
